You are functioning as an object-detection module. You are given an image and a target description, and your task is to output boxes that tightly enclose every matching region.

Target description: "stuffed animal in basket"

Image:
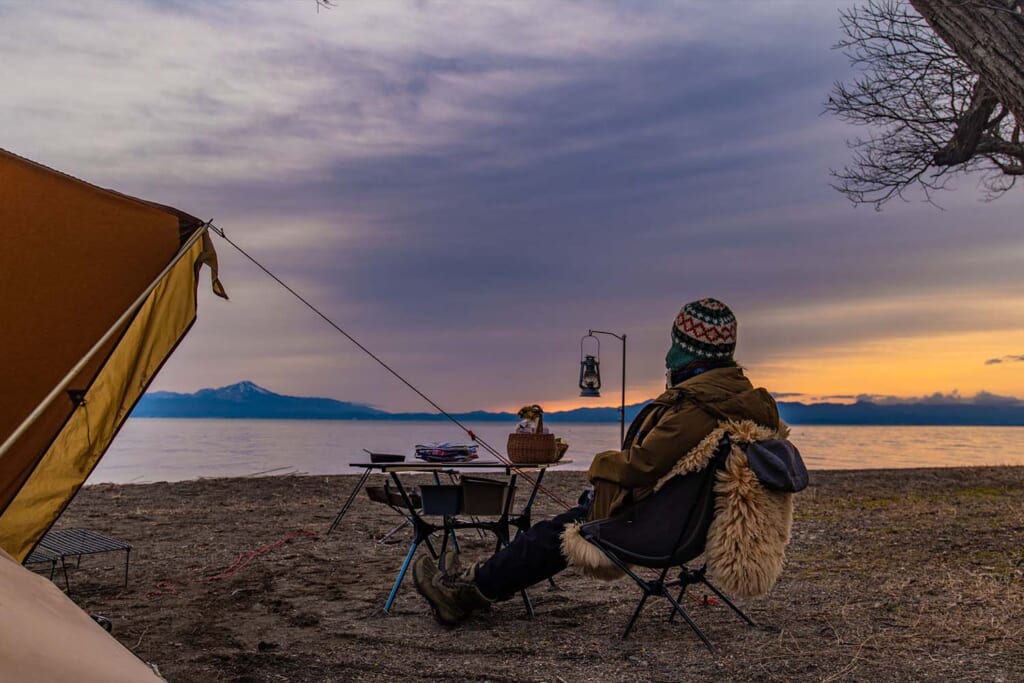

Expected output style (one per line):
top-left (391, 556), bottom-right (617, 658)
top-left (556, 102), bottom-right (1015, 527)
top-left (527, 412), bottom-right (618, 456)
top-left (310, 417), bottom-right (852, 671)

top-left (516, 404), bottom-right (550, 434)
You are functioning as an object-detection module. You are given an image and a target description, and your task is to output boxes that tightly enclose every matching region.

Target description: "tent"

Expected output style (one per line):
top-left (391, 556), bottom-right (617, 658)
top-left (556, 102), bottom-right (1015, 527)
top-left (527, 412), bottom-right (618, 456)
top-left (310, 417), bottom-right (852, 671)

top-left (0, 147), bottom-right (225, 680)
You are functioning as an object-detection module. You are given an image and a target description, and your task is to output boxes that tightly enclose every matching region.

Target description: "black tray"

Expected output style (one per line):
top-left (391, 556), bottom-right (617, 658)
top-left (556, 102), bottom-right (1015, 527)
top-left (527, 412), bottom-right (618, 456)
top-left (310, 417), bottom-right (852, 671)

top-left (368, 452), bottom-right (406, 463)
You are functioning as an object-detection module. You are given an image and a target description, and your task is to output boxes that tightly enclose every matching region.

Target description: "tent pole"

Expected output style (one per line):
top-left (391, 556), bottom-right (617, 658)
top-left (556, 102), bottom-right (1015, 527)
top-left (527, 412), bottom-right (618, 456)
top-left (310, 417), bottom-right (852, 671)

top-left (0, 223), bottom-right (211, 462)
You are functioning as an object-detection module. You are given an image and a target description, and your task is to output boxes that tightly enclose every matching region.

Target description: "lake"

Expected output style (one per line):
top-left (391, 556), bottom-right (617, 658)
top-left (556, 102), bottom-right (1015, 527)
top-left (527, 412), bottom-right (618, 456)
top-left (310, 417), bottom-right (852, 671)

top-left (87, 419), bottom-right (1024, 484)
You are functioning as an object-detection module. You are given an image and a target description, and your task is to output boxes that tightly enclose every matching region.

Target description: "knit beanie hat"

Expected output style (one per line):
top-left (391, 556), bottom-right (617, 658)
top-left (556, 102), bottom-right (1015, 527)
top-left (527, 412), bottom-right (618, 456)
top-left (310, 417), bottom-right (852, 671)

top-left (666, 298), bottom-right (737, 370)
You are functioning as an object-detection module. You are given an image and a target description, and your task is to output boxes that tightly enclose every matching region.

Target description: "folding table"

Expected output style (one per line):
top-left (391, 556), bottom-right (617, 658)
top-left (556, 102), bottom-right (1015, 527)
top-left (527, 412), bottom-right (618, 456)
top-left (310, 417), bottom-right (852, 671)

top-left (345, 459), bottom-right (571, 615)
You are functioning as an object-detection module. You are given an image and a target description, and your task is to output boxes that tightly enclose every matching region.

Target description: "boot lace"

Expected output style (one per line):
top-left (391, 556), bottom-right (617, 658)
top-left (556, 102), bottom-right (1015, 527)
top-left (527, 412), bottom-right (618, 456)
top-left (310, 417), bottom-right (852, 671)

top-left (438, 561), bottom-right (480, 588)
top-left (438, 571), bottom-right (470, 589)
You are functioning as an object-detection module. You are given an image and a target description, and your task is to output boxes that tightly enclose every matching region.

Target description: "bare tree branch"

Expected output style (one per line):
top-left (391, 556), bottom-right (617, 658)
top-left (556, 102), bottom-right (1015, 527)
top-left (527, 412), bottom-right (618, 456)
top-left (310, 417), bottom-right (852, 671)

top-left (828, 0), bottom-right (1024, 208)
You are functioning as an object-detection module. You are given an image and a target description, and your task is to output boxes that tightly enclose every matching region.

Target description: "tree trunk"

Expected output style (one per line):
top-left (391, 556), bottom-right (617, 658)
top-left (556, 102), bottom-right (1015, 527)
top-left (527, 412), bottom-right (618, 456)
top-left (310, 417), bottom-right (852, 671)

top-left (910, 0), bottom-right (1024, 124)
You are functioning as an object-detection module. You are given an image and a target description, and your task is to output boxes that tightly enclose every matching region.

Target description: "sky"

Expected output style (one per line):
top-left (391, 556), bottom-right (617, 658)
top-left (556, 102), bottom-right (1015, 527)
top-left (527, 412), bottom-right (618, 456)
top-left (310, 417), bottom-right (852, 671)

top-left (3, 0), bottom-right (1023, 412)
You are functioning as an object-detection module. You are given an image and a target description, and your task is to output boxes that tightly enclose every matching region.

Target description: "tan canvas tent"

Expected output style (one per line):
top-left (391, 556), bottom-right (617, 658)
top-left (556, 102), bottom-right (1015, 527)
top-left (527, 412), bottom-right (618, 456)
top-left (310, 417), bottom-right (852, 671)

top-left (0, 546), bottom-right (166, 682)
top-left (0, 148), bottom-right (224, 679)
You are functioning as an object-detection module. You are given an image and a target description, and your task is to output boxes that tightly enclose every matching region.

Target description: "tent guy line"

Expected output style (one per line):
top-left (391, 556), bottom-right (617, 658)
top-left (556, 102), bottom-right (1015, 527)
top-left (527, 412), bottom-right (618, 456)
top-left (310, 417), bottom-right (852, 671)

top-left (206, 223), bottom-right (577, 512)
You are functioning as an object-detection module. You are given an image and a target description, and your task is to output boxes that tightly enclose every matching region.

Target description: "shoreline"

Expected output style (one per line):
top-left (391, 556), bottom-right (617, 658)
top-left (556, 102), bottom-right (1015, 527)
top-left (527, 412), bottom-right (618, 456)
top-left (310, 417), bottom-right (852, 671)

top-left (88, 461), bottom-right (1024, 486)
top-left (53, 467), bottom-right (1024, 682)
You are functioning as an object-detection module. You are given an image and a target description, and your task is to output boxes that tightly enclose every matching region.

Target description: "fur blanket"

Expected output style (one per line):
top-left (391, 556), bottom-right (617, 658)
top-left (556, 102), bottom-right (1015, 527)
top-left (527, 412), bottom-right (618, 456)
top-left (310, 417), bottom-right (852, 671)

top-left (561, 420), bottom-right (793, 597)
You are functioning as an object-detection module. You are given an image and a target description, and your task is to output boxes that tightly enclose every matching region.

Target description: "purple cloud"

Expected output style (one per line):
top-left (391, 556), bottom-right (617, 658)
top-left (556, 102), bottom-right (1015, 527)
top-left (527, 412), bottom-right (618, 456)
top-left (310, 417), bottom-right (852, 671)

top-left (4, 1), bottom-right (1024, 411)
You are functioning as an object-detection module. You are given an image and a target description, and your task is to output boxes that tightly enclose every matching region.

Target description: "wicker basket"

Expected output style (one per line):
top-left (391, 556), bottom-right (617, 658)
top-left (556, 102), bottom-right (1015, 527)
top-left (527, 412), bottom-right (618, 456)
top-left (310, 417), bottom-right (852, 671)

top-left (507, 409), bottom-right (561, 464)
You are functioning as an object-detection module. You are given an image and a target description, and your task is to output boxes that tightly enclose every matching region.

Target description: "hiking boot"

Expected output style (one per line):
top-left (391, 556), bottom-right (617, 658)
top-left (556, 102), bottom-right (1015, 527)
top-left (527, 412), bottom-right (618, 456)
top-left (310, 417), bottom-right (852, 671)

top-left (440, 551), bottom-right (493, 611)
top-left (412, 555), bottom-right (491, 627)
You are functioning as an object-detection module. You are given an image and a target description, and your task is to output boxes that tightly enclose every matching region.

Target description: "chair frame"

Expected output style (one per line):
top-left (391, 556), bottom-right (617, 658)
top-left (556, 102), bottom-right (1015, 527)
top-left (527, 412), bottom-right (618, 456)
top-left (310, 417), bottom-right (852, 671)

top-left (593, 544), bottom-right (755, 650)
top-left (580, 442), bottom-right (756, 651)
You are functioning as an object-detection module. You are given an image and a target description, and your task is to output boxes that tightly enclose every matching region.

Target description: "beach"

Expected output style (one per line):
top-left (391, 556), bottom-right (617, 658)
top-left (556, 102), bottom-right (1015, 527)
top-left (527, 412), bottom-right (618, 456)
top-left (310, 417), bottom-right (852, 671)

top-left (53, 467), bottom-right (1023, 683)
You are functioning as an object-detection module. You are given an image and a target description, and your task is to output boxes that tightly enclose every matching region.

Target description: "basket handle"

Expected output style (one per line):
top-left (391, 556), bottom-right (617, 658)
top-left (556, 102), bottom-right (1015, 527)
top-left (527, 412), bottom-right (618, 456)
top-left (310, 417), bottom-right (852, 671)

top-left (532, 405), bottom-right (544, 434)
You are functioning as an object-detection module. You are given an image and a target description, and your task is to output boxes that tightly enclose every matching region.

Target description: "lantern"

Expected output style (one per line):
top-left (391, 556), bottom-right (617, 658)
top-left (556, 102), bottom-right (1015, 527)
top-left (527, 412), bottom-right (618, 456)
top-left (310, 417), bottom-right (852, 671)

top-left (579, 335), bottom-right (601, 397)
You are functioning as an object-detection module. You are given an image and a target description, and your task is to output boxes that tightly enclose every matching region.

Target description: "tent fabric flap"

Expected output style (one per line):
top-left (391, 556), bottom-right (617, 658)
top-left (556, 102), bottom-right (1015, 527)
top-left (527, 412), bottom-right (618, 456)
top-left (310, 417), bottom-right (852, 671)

top-left (0, 547), bottom-right (162, 682)
top-left (0, 236), bottom-right (209, 561)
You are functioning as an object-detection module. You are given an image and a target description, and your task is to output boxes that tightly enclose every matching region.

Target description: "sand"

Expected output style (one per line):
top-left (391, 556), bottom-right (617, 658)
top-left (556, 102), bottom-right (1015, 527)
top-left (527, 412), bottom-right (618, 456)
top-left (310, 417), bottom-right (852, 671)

top-left (45, 467), bottom-right (1024, 682)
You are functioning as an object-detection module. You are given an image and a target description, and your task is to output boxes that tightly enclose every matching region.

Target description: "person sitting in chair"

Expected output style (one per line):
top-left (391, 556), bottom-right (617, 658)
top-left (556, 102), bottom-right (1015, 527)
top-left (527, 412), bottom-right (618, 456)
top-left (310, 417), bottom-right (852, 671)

top-left (413, 298), bottom-right (790, 626)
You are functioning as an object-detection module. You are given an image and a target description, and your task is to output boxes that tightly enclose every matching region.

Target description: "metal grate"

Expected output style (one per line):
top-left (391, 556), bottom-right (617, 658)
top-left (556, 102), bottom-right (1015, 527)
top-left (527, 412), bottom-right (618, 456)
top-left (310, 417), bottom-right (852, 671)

top-left (34, 528), bottom-right (132, 591)
top-left (38, 528), bottom-right (131, 556)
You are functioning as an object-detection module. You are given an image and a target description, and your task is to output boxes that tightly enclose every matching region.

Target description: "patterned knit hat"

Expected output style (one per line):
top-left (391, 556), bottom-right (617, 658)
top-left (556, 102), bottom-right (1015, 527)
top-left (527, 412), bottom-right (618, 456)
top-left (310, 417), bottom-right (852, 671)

top-left (666, 298), bottom-right (737, 370)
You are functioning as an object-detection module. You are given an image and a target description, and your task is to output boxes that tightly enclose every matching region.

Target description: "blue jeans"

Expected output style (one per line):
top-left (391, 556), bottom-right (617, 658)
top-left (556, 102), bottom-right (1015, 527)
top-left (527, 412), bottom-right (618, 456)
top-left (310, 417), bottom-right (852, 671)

top-left (472, 492), bottom-right (592, 601)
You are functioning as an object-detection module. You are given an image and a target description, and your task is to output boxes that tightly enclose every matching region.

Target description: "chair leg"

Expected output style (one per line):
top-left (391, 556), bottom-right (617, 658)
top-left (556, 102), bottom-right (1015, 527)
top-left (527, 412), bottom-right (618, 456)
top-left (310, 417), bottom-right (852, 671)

top-left (519, 587), bottom-right (535, 619)
top-left (668, 583), bottom-right (687, 623)
top-left (701, 576), bottom-right (756, 627)
top-left (586, 544), bottom-right (724, 650)
top-left (621, 566), bottom-right (670, 639)
top-left (664, 590), bottom-right (714, 652)
top-left (622, 591), bottom-right (652, 639)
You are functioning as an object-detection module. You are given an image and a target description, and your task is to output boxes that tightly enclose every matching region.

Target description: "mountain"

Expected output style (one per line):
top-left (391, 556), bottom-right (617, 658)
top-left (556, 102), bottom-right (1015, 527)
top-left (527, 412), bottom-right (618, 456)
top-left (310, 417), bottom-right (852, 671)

top-left (541, 403), bottom-right (651, 423)
top-left (132, 382), bottom-right (1024, 426)
top-left (133, 381), bottom-right (391, 420)
top-left (777, 400), bottom-right (1024, 426)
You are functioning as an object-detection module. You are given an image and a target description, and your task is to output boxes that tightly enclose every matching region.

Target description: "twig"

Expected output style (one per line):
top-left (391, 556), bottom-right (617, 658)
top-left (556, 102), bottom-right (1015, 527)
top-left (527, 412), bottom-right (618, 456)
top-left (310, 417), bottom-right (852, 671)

top-left (134, 626), bottom-right (149, 650)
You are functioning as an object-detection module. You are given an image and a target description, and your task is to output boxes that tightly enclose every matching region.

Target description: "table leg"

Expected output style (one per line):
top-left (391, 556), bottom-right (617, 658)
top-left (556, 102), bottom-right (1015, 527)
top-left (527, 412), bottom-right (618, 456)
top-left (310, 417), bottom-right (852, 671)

top-left (438, 524), bottom-right (450, 564)
top-left (434, 472), bottom-right (462, 551)
top-left (446, 517), bottom-right (461, 553)
top-left (374, 519), bottom-right (411, 545)
top-left (447, 472), bottom-right (486, 540)
top-left (492, 473), bottom-right (535, 619)
top-left (384, 539), bottom-right (420, 613)
top-left (59, 558), bottom-right (70, 592)
top-left (383, 472), bottom-right (443, 610)
top-left (495, 473), bottom-right (518, 554)
top-left (423, 535), bottom-right (439, 559)
top-left (327, 468), bottom-right (372, 535)
top-left (515, 468), bottom-right (547, 535)
top-left (511, 468), bottom-right (558, 590)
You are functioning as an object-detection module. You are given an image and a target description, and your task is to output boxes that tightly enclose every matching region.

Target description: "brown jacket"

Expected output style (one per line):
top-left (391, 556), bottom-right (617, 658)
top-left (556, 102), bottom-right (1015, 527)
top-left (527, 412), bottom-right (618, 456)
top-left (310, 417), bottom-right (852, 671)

top-left (586, 366), bottom-right (779, 520)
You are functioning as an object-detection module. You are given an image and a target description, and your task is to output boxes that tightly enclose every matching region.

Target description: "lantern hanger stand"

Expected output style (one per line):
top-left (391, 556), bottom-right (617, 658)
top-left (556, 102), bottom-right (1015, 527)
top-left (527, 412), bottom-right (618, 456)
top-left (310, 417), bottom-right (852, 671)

top-left (580, 330), bottom-right (627, 449)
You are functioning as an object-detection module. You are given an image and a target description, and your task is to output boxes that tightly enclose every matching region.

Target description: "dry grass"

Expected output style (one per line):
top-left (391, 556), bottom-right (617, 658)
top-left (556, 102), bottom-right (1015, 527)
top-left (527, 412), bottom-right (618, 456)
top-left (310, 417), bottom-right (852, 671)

top-left (50, 466), bottom-right (1024, 682)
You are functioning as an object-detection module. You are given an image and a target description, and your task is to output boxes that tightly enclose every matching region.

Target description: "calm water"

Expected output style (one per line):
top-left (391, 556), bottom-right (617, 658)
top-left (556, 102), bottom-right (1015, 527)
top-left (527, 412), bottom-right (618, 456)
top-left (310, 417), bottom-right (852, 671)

top-left (89, 419), bottom-right (1024, 484)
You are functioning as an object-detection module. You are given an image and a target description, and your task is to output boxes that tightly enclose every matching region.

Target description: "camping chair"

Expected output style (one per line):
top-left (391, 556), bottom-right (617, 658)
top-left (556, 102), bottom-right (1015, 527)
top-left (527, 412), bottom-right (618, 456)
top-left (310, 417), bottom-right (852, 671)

top-left (577, 440), bottom-right (755, 651)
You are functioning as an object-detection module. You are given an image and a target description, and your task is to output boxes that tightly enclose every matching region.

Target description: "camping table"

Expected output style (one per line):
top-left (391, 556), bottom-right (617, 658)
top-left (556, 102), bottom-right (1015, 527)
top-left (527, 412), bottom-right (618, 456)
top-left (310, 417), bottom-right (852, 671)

top-left (346, 460), bottom-right (571, 615)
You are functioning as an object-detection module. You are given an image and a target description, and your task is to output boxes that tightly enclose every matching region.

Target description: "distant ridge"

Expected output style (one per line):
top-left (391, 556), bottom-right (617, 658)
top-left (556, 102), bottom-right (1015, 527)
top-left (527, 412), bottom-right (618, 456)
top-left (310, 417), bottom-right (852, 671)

top-left (132, 382), bottom-right (1024, 426)
top-left (134, 381), bottom-right (391, 420)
